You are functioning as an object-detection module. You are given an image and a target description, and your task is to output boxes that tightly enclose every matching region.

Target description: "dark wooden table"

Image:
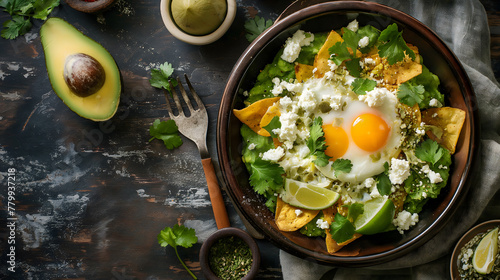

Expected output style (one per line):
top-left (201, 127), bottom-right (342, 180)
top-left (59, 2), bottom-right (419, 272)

top-left (0, 1), bottom-right (498, 279)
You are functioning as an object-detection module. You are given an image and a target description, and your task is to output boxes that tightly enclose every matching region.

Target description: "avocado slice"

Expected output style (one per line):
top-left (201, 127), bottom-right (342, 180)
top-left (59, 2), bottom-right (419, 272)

top-left (40, 17), bottom-right (121, 121)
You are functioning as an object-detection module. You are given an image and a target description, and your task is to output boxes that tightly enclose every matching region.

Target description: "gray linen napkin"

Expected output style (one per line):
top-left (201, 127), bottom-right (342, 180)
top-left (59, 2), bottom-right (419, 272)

top-left (280, 0), bottom-right (500, 278)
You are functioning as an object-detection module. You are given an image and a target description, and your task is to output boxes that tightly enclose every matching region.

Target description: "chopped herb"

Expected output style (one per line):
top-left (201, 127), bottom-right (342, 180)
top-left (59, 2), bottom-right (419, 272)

top-left (352, 78), bottom-right (377, 95)
top-left (378, 23), bottom-right (416, 65)
top-left (1, 0), bottom-right (60, 39)
top-left (157, 224), bottom-right (198, 279)
top-left (308, 117), bottom-right (331, 167)
top-left (209, 236), bottom-right (253, 280)
top-left (249, 158), bottom-right (284, 195)
top-left (149, 61), bottom-right (178, 93)
top-left (244, 15), bottom-right (273, 42)
top-left (345, 203), bottom-right (364, 222)
top-left (332, 158), bottom-right (352, 177)
top-left (149, 119), bottom-right (183, 149)
top-left (330, 213), bottom-right (355, 243)
top-left (397, 82), bottom-right (425, 107)
top-left (415, 139), bottom-right (445, 165)
top-left (376, 162), bottom-right (392, 196)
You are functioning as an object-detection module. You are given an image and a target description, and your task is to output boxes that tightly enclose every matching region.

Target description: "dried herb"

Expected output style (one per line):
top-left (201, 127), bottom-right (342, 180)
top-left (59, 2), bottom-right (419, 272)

top-left (209, 236), bottom-right (253, 280)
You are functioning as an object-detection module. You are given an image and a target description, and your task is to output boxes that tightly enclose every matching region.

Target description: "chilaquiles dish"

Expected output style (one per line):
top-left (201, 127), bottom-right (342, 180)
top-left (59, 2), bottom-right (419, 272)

top-left (233, 20), bottom-right (466, 254)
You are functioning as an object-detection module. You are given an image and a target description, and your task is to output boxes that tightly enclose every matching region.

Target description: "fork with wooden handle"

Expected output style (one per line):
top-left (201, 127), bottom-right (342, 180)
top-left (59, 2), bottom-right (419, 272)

top-left (165, 74), bottom-right (231, 229)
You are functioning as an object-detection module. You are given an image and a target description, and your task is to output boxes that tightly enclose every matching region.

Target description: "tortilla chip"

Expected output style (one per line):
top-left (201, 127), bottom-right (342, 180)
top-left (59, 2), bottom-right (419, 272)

top-left (421, 107), bottom-right (466, 154)
top-left (257, 103), bottom-right (281, 137)
top-left (295, 63), bottom-right (314, 83)
top-left (322, 206), bottom-right (362, 254)
top-left (233, 97), bottom-right (281, 134)
top-left (275, 197), bottom-right (319, 232)
top-left (314, 30), bottom-right (343, 78)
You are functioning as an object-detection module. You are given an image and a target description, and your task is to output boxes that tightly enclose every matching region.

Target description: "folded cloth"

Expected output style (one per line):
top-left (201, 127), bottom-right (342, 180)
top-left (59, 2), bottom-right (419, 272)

top-left (280, 0), bottom-right (500, 278)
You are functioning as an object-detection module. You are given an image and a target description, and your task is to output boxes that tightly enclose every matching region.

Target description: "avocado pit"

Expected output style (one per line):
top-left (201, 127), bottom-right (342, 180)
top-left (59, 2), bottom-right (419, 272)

top-left (64, 53), bottom-right (106, 97)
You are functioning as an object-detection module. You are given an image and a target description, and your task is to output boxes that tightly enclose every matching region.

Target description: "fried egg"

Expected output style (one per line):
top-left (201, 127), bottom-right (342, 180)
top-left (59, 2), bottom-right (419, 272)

top-left (303, 77), bottom-right (403, 183)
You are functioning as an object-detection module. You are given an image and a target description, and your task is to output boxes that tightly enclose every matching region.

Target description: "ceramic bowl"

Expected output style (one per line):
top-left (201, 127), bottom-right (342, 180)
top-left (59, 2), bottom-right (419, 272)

top-left (450, 220), bottom-right (500, 279)
top-left (217, 1), bottom-right (479, 266)
top-left (65, 0), bottom-right (117, 14)
top-left (159, 0), bottom-right (237, 45)
top-left (199, 227), bottom-right (261, 280)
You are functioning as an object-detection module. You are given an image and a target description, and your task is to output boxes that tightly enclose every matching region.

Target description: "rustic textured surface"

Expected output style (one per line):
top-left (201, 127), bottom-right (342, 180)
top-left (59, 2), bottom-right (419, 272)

top-left (0, 0), bottom-right (498, 279)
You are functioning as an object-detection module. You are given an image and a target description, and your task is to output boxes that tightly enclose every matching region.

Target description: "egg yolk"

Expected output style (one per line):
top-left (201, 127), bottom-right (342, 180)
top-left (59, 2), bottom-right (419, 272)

top-left (322, 124), bottom-right (349, 160)
top-left (351, 113), bottom-right (390, 152)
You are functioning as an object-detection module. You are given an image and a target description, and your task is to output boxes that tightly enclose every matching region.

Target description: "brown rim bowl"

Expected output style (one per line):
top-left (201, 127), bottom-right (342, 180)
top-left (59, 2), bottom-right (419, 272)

top-left (217, 1), bottom-right (479, 266)
top-left (199, 227), bottom-right (261, 279)
top-left (65, 0), bottom-right (117, 14)
top-left (450, 220), bottom-right (500, 279)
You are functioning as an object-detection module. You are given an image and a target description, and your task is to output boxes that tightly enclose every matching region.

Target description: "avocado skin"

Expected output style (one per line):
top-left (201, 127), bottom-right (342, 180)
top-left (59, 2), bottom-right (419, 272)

top-left (40, 17), bottom-right (121, 121)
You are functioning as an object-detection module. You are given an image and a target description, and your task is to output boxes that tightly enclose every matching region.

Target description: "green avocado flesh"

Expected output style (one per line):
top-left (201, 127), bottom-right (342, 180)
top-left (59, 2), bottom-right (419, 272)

top-left (40, 18), bottom-right (121, 121)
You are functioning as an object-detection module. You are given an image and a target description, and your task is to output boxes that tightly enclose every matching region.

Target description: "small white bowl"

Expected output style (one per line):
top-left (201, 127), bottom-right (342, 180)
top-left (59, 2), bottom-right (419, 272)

top-left (160, 0), bottom-right (237, 45)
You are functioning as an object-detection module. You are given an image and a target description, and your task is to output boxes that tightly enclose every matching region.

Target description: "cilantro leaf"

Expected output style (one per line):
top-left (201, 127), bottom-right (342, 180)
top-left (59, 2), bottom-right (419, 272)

top-left (341, 28), bottom-right (360, 54)
top-left (328, 41), bottom-right (352, 66)
top-left (351, 78), bottom-right (377, 95)
top-left (149, 62), bottom-right (178, 93)
top-left (415, 139), bottom-right (445, 165)
top-left (376, 162), bottom-right (392, 196)
top-left (397, 82), bottom-right (425, 107)
top-left (330, 213), bottom-right (355, 243)
top-left (345, 203), bottom-right (364, 222)
top-left (332, 158), bottom-right (352, 177)
top-left (249, 158), bottom-right (284, 195)
top-left (307, 117), bottom-right (331, 167)
top-left (1, 0), bottom-right (59, 39)
top-left (158, 224), bottom-right (198, 279)
top-left (1, 15), bottom-right (31, 39)
top-left (149, 119), bottom-right (183, 150)
top-left (263, 116), bottom-right (281, 138)
top-left (244, 16), bottom-right (273, 42)
top-left (378, 23), bottom-right (415, 65)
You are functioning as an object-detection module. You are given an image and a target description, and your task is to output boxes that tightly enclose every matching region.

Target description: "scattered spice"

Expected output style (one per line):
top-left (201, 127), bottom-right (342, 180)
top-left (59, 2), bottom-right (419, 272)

top-left (209, 236), bottom-right (253, 280)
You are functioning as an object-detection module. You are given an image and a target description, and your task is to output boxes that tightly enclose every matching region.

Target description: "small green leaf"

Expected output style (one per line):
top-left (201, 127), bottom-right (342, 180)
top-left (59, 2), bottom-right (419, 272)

top-left (244, 16), bottom-right (273, 42)
top-left (415, 139), bottom-right (445, 165)
top-left (249, 158), bottom-right (284, 194)
top-left (378, 23), bottom-right (415, 65)
top-left (330, 213), bottom-right (355, 243)
top-left (307, 117), bottom-right (332, 167)
top-left (263, 116), bottom-right (281, 138)
top-left (351, 78), bottom-right (377, 95)
top-left (149, 119), bottom-right (183, 150)
top-left (397, 82), bottom-right (425, 107)
top-left (332, 158), bottom-right (352, 177)
top-left (345, 203), bottom-right (364, 222)
top-left (149, 62), bottom-right (178, 92)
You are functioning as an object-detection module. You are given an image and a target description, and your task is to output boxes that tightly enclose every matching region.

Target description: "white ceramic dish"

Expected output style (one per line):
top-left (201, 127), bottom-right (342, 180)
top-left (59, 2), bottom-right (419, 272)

top-left (160, 0), bottom-right (237, 45)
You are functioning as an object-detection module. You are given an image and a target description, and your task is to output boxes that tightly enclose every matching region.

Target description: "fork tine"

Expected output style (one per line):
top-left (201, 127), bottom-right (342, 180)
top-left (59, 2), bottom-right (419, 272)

top-left (168, 79), bottom-right (185, 117)
top-left (163, 88), bottom-right (174, 118)
top-left (176, 76), bottom-right (195, 112)
top-left (184, 74), bottom-right (205, 111)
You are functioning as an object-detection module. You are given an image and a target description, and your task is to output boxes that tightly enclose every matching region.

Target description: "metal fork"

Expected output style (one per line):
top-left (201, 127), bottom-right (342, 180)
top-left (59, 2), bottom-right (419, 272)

top-left (165, 74), bottom-right (230, 229)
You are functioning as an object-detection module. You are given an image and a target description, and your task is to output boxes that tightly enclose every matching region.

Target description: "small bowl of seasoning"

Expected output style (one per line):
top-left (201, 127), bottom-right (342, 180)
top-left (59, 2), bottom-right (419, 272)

top-left (200, 227), bottom-right (260, 280)
top-left (159, 0), bottom-right (237, 45)
top-left (451, 220), bottom-right (500, 279)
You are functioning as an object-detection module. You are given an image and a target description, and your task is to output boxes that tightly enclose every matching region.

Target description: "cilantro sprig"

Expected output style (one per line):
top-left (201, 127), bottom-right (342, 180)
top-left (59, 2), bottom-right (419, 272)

top-left (415, 139), bottom-right (445, 165)
top-left (158, 224), bottom-right (198, 279)
top-left (307, 117), bottom-right (331, 167)
top-left (149, 62), bottom-right (178, 93)
top-left (397, 82), bottom-right (425, 107)
top-left (332, 158), bottom-right (352, 177)
top-left (149, 119), bottom-right (183, 149)
top-left (351, 78), bottom-right (377, 95)
top-left (249, 158), bottom-right (284, 195)
top-left (378, 23), bottom-right (416, 65)
top-left (330, 213), bottom-right (355, 243)
top-left (263, 116), bottom-right (281, 138)
top-left (244, 15), bottom-right (273, 42)
top-left (1, 0), bottom-right (60, 39)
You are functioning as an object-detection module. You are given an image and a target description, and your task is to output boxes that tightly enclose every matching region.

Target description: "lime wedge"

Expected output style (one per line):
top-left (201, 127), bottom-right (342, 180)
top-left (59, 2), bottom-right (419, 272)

top-left (354, 197), bottom-right (395, 235)
top-left (281, 178), bottom-right (340, 210)
top-left (473, 227), bottom-right (499, 274)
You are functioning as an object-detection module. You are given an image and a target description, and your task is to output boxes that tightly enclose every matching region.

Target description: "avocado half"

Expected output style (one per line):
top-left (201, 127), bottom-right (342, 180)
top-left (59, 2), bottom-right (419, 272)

top-left (40, 17), bottom-right (121, 121)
